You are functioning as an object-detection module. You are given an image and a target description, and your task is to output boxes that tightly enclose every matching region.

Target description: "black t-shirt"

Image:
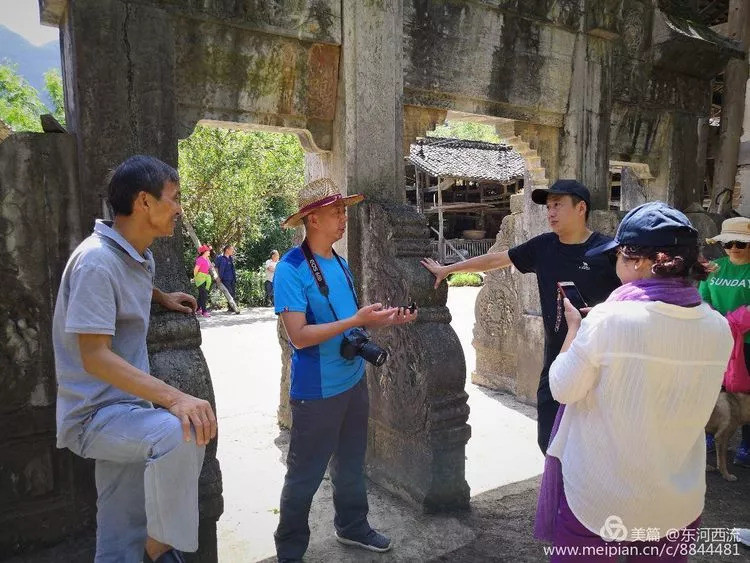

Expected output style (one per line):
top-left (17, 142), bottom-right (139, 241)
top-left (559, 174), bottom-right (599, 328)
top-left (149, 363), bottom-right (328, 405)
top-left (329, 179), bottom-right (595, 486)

top-left (508, 232), bottom-right (621, 398)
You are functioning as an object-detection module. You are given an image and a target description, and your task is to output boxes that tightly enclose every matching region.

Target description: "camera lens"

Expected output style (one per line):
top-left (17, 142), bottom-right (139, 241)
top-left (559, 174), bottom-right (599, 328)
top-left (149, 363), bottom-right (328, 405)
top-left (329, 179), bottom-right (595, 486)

top-left (360, 341), bottom-right (388, 367)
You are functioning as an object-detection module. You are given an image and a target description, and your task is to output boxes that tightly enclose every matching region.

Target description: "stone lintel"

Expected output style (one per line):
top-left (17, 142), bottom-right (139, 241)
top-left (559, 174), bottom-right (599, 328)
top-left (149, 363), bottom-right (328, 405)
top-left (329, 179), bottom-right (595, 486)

top-left (403, 89), bottom-right (564, 129)
top-left (39, 0), bottom-right (66, 27)
top-left (143, 0), bottom-right (341, 45)
top-left (585, 0), bottom-right (623, 40)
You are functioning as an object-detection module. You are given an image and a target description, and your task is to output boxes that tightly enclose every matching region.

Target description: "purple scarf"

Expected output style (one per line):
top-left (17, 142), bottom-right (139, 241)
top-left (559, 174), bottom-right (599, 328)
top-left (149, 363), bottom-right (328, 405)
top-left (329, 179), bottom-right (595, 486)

top-left (534, 277), bottom-right (701, 542)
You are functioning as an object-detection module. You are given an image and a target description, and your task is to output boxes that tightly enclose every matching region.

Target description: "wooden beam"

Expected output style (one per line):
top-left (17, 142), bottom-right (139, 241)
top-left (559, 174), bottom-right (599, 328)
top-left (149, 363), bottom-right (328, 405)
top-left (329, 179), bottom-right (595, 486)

top-left (438, 176), bottom-right (445, 262)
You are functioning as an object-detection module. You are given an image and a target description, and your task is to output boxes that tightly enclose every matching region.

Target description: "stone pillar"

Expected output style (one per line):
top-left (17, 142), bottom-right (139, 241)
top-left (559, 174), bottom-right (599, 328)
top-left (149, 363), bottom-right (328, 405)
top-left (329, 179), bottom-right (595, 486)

top-left (327, 0), bottom-right (469, 511)
top-left (737, 90), bottom-right (750, 215)
top-left (737, 58), bottom-right (750, 215)
top-left (54, 1), bottom-right (222, 558)
top-left (712, 0), bottom-right (750, 213)
top-left (559, 32), bottom-right (613, 210)
top-left (620, 166), bottom-right (647, 211)
top-left (668, 112), bottom-right (706, 210)
top-left (0, 132), bottom-right (96, 556)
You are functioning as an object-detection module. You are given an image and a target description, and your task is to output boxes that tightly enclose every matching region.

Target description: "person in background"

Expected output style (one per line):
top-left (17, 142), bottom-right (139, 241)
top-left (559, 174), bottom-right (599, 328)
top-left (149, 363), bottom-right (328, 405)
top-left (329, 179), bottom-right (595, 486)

top-left (215, 245), bottom-right (237, 311)
top-left (265, 249), bottom-right (279, 307)
top-left (700, 216), bottom-right (750, 465)
top-left (536, 202), bottom-right (732, 562)
top-left (194, 245), bottom-right (212, 318)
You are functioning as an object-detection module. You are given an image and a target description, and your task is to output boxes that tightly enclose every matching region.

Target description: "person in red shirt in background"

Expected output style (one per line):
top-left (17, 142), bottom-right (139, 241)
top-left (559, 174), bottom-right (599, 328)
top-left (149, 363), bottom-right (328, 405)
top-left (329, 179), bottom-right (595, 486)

top-left (193, 244), bottom-right (212, 317)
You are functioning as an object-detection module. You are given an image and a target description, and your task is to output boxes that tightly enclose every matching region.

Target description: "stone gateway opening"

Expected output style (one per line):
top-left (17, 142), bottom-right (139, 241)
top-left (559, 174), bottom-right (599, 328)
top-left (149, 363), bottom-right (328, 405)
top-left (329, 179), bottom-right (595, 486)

top-left (4, 1), bottom-right (748, 559)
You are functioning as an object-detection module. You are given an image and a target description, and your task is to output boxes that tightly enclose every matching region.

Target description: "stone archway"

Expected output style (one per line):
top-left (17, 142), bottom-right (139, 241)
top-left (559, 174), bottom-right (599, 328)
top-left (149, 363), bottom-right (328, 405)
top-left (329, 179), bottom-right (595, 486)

top-left (471, 132), bottom-right (551, 405)
top-left (405, 110), bottom-right (553, 406)
top-left (31, 4), bottom-right (470, 560)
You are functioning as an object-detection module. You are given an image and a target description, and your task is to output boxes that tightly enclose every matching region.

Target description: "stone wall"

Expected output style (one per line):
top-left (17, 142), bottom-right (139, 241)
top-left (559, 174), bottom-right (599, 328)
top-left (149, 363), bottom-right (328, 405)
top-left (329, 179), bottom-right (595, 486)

top-left (20, 4), bottom-right (740, 556)
top-left (0, 132), bottom-right (96, 554)
top-left (55, 1), bottom-right (224, 559)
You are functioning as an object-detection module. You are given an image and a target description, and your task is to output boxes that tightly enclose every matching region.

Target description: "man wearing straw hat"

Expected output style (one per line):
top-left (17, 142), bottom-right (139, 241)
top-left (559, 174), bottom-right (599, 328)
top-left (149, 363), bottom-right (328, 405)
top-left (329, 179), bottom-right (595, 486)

top-left (273, 178), bottom-right (417, 562)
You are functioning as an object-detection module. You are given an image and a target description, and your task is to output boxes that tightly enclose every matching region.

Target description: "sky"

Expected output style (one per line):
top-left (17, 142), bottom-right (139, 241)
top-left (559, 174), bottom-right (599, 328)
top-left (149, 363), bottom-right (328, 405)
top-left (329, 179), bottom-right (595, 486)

top-left (0, 0), bottom-right (58, 46)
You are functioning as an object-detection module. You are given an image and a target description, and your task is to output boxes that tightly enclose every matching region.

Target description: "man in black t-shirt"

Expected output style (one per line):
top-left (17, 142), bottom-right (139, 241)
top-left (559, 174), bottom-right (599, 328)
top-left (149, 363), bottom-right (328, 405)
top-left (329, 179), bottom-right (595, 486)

top-left (422, 180), bottom-right (620, 453)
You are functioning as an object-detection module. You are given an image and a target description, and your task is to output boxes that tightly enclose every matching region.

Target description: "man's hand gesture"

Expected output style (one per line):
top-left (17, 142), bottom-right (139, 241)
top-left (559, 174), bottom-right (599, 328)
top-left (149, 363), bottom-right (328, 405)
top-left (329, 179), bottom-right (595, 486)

top-left (167, 393), bottom-right (218, 446)
top-left (420, 258), bottom-right (449, 289)
top-left (354, 303), bottom-right (418, 329)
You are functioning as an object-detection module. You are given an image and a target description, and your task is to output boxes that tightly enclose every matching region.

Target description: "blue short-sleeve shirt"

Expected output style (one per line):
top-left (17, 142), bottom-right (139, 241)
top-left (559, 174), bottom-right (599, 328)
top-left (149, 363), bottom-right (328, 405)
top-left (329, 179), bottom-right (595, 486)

top-left (274, 246), bottom-right (365, 399)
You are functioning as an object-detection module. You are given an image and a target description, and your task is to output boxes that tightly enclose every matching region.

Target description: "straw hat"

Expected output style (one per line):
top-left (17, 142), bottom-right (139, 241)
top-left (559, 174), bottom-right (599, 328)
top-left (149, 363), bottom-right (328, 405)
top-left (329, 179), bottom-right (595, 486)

top-left (706, 217), bottom-right (750, 244)
top-left (282, 178), bottom-right (364, 228)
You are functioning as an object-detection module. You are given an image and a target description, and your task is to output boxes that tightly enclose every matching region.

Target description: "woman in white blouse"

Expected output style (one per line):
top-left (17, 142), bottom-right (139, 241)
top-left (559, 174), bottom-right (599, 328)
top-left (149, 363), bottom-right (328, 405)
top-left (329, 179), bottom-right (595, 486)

top-left (537, 202), bottom-right (733, 562)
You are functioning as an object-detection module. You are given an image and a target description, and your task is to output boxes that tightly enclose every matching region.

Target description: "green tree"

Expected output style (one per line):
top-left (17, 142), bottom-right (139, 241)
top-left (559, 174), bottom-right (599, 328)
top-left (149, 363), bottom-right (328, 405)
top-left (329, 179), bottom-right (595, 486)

top-left (428, 121), bottom-right (502, 143)
top-left (0, 64), bottom-right (66, 131)
top-left (0, 63), bottom-right (47, 131)
top-left (44, 68), bottom-right (65, 125)
top-left (178, 126), bottom-right (303, 269)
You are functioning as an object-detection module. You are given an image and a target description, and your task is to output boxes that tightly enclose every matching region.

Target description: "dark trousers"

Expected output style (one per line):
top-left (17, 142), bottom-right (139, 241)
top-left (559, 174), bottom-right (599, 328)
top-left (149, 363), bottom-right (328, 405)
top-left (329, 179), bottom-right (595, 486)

top-left (744, 344), bottom-right (750, 445)
top-left (265, 280), bottom-right (274, 306)
top-left (274, 377), bottom-right (371, 560)
top-left (223, 279), bottom-right (235, 300)
top-left (537, 370), bottom-right (559, 454)
top-left (197, 284), bottom-right (208, 312)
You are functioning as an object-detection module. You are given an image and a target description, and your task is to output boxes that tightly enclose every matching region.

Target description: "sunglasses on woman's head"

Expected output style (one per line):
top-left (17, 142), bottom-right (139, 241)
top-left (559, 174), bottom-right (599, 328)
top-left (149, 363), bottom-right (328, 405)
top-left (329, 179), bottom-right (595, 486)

top-left (722, 241), bottom-right (748, 250)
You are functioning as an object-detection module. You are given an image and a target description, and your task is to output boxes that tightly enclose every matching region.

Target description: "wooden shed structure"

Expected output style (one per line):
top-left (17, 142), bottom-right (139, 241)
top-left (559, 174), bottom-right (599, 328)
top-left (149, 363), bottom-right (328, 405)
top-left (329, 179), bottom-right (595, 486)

top-left (406, 137), bottom-right (525, 262)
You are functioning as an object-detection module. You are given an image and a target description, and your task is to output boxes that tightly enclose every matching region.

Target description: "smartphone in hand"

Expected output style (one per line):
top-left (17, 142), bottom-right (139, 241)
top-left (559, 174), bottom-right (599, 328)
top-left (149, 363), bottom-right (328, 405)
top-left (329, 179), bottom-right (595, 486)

top-left (557, 282), bottom-right (588, 312)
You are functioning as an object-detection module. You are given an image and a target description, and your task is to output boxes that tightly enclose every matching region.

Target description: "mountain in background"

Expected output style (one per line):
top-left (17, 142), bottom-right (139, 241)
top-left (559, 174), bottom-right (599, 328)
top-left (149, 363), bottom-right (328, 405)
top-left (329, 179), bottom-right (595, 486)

top-left (0, 24), bottom-right (61, 108)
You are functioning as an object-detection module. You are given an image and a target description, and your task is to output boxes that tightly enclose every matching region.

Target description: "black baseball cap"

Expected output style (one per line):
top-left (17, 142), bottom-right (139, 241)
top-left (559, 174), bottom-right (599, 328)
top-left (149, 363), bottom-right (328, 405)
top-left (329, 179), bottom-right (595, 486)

top-left (585, 201), bottom-right (698, 257)
top-left (531, 179), bottom-right (591, 210)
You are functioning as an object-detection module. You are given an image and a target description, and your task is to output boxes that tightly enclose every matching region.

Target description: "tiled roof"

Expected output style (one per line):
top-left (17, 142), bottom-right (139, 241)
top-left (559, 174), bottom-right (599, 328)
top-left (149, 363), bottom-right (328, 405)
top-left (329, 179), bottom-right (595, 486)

top-left (408, 137), bottom-right (525, 183)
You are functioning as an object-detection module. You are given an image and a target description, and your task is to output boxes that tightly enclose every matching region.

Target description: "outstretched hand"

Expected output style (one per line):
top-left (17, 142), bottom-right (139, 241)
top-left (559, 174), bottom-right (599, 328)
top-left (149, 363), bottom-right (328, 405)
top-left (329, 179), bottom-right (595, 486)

top-left (354, 303), bottom-right (418, 329)
top-left (420, 258), bottom-right (449, 289)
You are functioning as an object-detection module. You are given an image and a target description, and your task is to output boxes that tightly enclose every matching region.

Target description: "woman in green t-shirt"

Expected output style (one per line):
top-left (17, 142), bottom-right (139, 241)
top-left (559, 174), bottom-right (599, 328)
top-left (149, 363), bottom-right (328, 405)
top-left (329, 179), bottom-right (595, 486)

top-left (700, 217), bottom-right (750, 465)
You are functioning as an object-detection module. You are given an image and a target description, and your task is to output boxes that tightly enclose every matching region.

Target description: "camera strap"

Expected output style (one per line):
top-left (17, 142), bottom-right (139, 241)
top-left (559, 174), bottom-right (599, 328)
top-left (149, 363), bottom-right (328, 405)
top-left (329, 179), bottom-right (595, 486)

top-left (300, 240), bottom-right (360, 322)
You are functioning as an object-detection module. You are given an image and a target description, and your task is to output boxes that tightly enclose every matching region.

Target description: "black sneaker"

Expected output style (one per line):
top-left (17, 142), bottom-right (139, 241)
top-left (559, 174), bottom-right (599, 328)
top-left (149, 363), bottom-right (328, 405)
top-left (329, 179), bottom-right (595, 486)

top-left (335, 529), bottom-right (392, 553)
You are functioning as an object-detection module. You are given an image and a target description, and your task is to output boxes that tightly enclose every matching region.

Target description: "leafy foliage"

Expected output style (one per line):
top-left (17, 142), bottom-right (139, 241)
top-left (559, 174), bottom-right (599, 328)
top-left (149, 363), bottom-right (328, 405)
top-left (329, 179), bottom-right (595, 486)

top-left (43, 68), bottom-right (65, 125)
top-left (0, 63), bottom-right (48, 131)
top-left (0, 63), bottom-right (65, 131)
top-left (447, 272), bottom-right (484, 287)
top-left (178, 126), bottom-right (303, 293)
top-left (234, 269), bottom-right (267, 307)
top-left (427, 121), bottom-right (502, 143)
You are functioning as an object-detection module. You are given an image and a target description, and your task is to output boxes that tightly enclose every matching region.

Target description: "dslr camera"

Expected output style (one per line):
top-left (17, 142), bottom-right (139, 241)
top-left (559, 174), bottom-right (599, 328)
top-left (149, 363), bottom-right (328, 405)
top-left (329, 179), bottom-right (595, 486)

top-left (341, 328), bottom-right (387, 367)
top-left (340, 302), bottom-right (416, 367)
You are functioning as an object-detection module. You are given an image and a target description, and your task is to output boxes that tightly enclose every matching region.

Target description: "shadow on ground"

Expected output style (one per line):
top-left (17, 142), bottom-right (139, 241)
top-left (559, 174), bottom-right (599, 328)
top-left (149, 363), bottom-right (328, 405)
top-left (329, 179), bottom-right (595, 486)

top-left (196, 307), bottom-right (277, 329)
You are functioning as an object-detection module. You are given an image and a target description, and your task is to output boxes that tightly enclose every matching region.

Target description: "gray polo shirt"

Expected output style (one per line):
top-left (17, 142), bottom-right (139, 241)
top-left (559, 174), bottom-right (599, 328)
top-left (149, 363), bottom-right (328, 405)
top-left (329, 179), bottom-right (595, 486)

top-left (53, 220), bottom-right (154, 450)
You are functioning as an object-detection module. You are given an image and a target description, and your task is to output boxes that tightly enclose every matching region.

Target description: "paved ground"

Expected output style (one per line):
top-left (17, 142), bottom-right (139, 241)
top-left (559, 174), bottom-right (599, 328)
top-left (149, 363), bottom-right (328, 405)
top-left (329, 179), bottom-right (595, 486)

top-left (12, 288), bottom-right (750, 562)
top-left (201, 287), bottom-right (545, 562)
top-left (202, 287), bottom-right (750, 562)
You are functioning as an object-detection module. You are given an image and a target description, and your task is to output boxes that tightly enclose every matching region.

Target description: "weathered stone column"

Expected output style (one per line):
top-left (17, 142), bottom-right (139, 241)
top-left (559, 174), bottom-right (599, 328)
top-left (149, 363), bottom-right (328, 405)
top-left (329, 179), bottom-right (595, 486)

top-left (712, 0), bottom-right (750, 213)
top-left (559, 30), bottom-right (614, 211)
top-left (0, 132), bottom-right (96, 555)
top-left (45, 1), bottom-right (222, 559)
top-left (302, 0), bottom-right (470, 511)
